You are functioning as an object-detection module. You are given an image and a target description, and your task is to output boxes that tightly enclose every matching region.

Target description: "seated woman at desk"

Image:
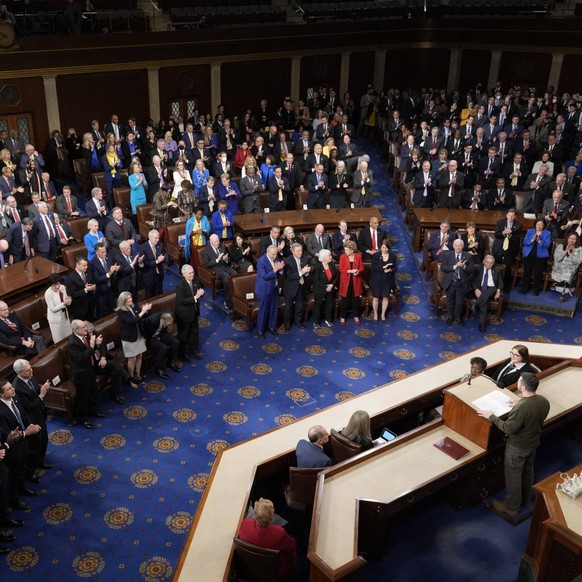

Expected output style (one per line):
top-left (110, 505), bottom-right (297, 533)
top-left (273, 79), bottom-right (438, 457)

top-left (340, 410), bottom-right (374, 451)
top-left (238, 498), bottom-right (297, 580)
top-left (493, 344), bottom-right (539, 388)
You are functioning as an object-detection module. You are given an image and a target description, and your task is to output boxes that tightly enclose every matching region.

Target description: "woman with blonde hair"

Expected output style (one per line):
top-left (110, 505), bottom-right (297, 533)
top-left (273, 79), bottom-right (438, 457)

top-left (340, 410), bottom-right (373, 450)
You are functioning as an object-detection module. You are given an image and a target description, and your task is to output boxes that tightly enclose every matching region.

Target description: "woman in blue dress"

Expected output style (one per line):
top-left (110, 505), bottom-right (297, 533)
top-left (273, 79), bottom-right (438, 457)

top-left (128, 161), bottom-right (148, 214)
top-left (84, 218), bottom-right (106, 261)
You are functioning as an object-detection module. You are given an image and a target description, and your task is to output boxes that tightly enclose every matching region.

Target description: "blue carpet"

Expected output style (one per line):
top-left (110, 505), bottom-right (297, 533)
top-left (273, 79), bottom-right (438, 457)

top-left (1, 139), bottom-right (581, 581)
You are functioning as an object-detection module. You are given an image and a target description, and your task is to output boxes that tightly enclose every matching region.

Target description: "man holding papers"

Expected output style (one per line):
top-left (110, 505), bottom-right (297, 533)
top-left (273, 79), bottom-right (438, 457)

top-left (477, 373), bottom-right (550, 517)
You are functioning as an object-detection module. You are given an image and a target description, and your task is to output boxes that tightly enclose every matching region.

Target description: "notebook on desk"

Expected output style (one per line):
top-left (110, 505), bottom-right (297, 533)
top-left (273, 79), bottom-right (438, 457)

top-left (433, 436), bottom-right (470, 460)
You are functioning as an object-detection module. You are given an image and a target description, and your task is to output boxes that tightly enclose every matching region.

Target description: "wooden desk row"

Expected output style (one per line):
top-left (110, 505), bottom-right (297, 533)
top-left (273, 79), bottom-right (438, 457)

top-left (173, 342), bottom-right (582, 582)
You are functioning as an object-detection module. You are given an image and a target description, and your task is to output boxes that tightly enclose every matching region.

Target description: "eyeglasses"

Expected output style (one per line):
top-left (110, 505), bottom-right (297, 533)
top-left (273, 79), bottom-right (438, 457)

top-left (509, 351), bottom-right (521, 357)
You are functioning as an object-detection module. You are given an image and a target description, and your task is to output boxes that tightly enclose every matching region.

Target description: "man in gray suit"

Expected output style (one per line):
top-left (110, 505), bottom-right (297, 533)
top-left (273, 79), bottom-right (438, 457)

top-left (305, 224), bottom-right (331, 263)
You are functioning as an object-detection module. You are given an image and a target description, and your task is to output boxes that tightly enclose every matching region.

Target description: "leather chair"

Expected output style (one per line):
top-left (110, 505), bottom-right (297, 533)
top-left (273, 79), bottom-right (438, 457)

top-left (136, 203), bottom-right (153, 240)
top-left (113, 187), bottom-right (132, 216)
top-left (149, 291), bottom-right (177, 315)
top-left (464, 265), bottom-right (506, 323)
top-left (232, 537), bottom-right (279, 582)
top-left (68, 217), bottom-right (90, 243)
top-left (164, 221), bottom-right (187, 266)
top-left (329, 428), bottom-right (363, 463)
top-left (72, 158), bottom-right (89, 194)
top-left (61, 243), bottom-right (88, 270)
top-left (10, 294), bottom-right (53, 349)
top-left (283, 467), bottom-right (321, 513)
top-left (195, 242), bottom-right (233, 299)
top-left (28, 345), bottom-right (76, 423)
top-left (513, 191), bottom-right (528, 214)
top-left (430, 261), bottom-right (448, 316)
top-left (421, 229), bottom-right (438, 280)
top-left (229, 272), bottom-right (258, 331)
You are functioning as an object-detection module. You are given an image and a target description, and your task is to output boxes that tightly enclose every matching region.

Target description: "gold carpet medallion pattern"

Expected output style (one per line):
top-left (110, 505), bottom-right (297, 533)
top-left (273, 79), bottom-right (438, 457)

top-left (144, 381), bottom-right (166, 393)
top-left (165, 511), bottom-right (192, 534)
top-left (232, 320), bottom-right (249, 331)
top-left (172, 408), bottom-right (197, 422)
top-left (48, 428), bottom-right (74, 446)
top-left (206, 439), bottom-right (230, 456)
top-left (393, 349), bottom-right (415, 360)
top-left (343, 368), bottom-right (365, 379)
top-left (305, 345), bottom-right (326, 355)
top-left (349, 347), bottom-right (370, 358)
top-left (396, 272), bottom-right (412, 281)
top-left (528, 335), bottom-right (551, 343)
top-left (206, 361), bottom-right (227, 373)
top-left (400, 312), bottom-right (421, 322)
top-left (525, 315), bottom-right (547, 325)
top-left (123, 406), bottom-right (148, 420)
top-left (72, 551), bottom-right (106, 577)
top-left (286, 388), bottom-right (310, 402)
top-left (74, 465), bottom-right (102, 485)
top-left (296, 365), bottom-right (318, 377)
top-left (439, 351), bottom-right (457, 360)
top-left (223, 411), bottom-right (248, 426)
top-left (104, 507), bottom-right (134, 530)
top-left (313, 327), bottom-right (333, 336)
top-left (390, 370), bottom-right (409, 379)
top-left (190, 383), bottom-right (213, 396)
top-left (43, 502), bottom-right (73, 524)
top-left (397, 330), bottom-right (418, 340)
top-left (139, 556), bottom-right (173, 581)
top-left (262, 343), bottom-right (283, 353)
top-left (153, 437), bottom-right (180, 453)
top-left (237, 386), bottom-right (261, 398)
top-left (440, 332), bottom-right (462, 342)
top-left (403, 295), bottom-right (420, 304)
top-left (574, 336), bottom-right (582, 345)
top-left (250, 363), bottom-right (272, 375)
top-left (6, 546), bottom-right (39, 571)
top-left (335, 390), bottom-right (355, 401)
top-left (355, 329), bottom-right (375, 338)
top-left (188, 473), bottom-right (210, 492)
top-left (100, 433), bottom-right (126, 450)
top-left (219, 339), bottom-right (239, 351)
top-left (130, 469), bottom-right (159, 489)
top-left (198, 317), bottom-right (210, 327)
top-left (274, 413), bottom-right (297, 425)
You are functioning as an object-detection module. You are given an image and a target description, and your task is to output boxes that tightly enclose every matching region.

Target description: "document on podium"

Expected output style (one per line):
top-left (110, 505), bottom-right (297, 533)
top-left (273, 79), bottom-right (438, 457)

top-left (472, 390), bottom-right (513, 417)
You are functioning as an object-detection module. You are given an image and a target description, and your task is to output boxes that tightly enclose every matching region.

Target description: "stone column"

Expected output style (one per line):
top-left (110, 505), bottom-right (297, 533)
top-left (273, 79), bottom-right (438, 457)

top-left (374, 50), bottom-right (387, 91)
top-left (42, 75), bottom-right (61, 132)
top-left (547, 52), bottom-right (564, 92)
top-left (447, 47), bottom-right (461, 92)
top-left (339, 52), bottom-right (351, 99)
top-left (291, 56), bottom-right (301, 101)
top-left (147, 67), bottom-right (160, 122)
top-left (487, 50), bottom-right (502, 92)
top-left (211, 63), bottom-right (221, 115)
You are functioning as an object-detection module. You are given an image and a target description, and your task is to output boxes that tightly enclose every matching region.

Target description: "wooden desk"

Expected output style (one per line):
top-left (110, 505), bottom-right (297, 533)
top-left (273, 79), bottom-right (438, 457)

top-left (173, 343), bottom-right (582, 582)
top-left (523, 464), bottom-right (582, 582)
top-left (412, 208), bottom-right (536, 252)
top-left (234, 208), bottom-right (383, 236)
top-left (0, 257), bottom-right (69, 302)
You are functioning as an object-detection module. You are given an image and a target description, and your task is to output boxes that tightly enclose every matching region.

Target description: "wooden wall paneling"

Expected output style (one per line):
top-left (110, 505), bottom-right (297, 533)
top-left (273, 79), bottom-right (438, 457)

top-left (384, 48), bottom-right (450, 90)
top-left (299, 53), bottom-right (341, 99)
top-left (158, 64), bottom-right (211, 121)
top-left (498, 51), bottom-right (552, 94)
top-left (557, 55), bottom-right (582, 95)
top-left (220, 58), bottom-right (291, 120)
top-left (458, 50), bottom-right (492, 93)
top-left (348, 51), bottom-right (375, 100)
top-left (56, 70), bottom-right (149, 135)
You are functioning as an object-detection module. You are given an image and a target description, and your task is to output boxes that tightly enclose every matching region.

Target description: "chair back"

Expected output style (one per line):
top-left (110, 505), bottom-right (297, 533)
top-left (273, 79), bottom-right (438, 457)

top-left (286, 466), bottom-right (321, 508)
top-left (329, 428), bottom-right (363, 463)
top-left (232, 537), bottom-right (279, 582)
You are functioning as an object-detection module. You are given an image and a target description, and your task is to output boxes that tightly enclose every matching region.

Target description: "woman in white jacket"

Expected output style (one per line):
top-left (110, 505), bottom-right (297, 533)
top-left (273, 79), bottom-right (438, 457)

top-left (44, 273), bottom-right (73, 343)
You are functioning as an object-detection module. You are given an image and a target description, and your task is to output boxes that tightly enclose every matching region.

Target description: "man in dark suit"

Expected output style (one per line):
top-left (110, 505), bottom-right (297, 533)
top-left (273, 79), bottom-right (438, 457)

top-left (54, 215), bottom-right (76, 248)
top-left (412, 161), bottom-right (436, 208)
top-left (441, 239), bottom-right (474, 325)
top-left (55, 185), bottom-right (81, 222)
top-left (547, 173), bottom-right (575, 206)
top-left (191, 138), bottom-right (211, 168)
top-left (283, 243), bottom-right (311, 331)
top-left (142, 311), bottom-right (183, 378)
top-left (426, 221), bottom-right (457, 260)
top-left (6, 218), bottom-right (35, 264)
top-left (12, 359), bottom-right (51, 473)
top-left (174, 264), bottom-right (205, 362)
top-left (477, 147), bottom-right (502, 190)
top-left (331, 220), bottom-right (356, 256)
top-left (89, 242), bottom-right (120, 319)
top-left (68, 320), bottom-right (103, 429)
top-left (104, 114), bottom-right (123, 142)
top-left (306, 164), bottom-right (328, 209)
top-left (0, 301), bottom-right (46, 356)
top-left (259, 226), bottom-right (283, 257)
top-left (486, 177), bottom-right (514, 211)
top-left (503, 153), bottom-right (528, 191)
top-left (66, 256), bottom-right (96, 322)
top-left (293, 130), bottom-right (313, 170)
top-left (437, 160), bottom-right (464, 209)
top-left (471, 255), bottom-right (502, 333)
top-left (464, 183), bottom-right (487, 211)
top-left (338, 135), bottom-right (359, 173)
top-left (240, 165), bottom-right (263, 215)
top-left (85, 187), bottom-right (111, 232)
top-left (138, 229), bottom-right (166, 299)
top-left (255, 245), bottom-right (285, 339)
top-left (267, 167), bottom-right (291, 212)
top-left (32, 202), bottom-right (59, 261)
top-left (523, 164), bottom-right (551, 214)
top-left (334, 114), bottom-right (354, 142)
top-left (296, 425), bottom-right (331, 468)
top-left (305, 224), bottom-right (331, 263)
top-left (358, 216), bottom-right (387, 258)
top-left (280, 153), bottom-right (302, 200)
top-left (351, 160), bottom-right (373, 208)
top-left (0, 379), bottom-right (41, 507)
top-left (315, 114), bottom-right (332, 145)
top-left (491, 208), bottom-right (522, 292)
top-left (201, 234), bottom-right (236, 309)
top-left (144, 156), bottom-right (170, 203)
top-left (3, 196), bottom-right (26, 226)
top-left (105, 207), bottom-right (136, 252)
top-left (542, 190), bottom-right (570, 238)
top-left (304, 143), bottom-right (329, 175)
top-left (114, 240), bottom-right (139, 301)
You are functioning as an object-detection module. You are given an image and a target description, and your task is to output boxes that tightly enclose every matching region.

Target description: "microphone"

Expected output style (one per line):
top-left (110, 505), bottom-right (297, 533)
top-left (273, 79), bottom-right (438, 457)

top-left (260, 211), bottom-right (264, 224)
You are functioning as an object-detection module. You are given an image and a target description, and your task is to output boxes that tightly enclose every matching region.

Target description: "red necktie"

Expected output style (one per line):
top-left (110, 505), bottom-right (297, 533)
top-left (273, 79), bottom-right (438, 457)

top-left (66, 198), bottom-right (72, 212)
top-left (4, 318), bottom-right (17, 331)
top-left (12, 208), bottom-right (19, 222)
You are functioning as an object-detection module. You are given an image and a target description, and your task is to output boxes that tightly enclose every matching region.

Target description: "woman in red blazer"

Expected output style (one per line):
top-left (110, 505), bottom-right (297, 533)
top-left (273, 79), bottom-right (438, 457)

top-left (338, 240), bottom-right (364, 325)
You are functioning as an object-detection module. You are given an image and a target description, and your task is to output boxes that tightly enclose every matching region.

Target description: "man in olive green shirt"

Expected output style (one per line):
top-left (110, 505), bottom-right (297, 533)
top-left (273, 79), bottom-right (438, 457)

top-left (477, 372), bottom-right (549, 516)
